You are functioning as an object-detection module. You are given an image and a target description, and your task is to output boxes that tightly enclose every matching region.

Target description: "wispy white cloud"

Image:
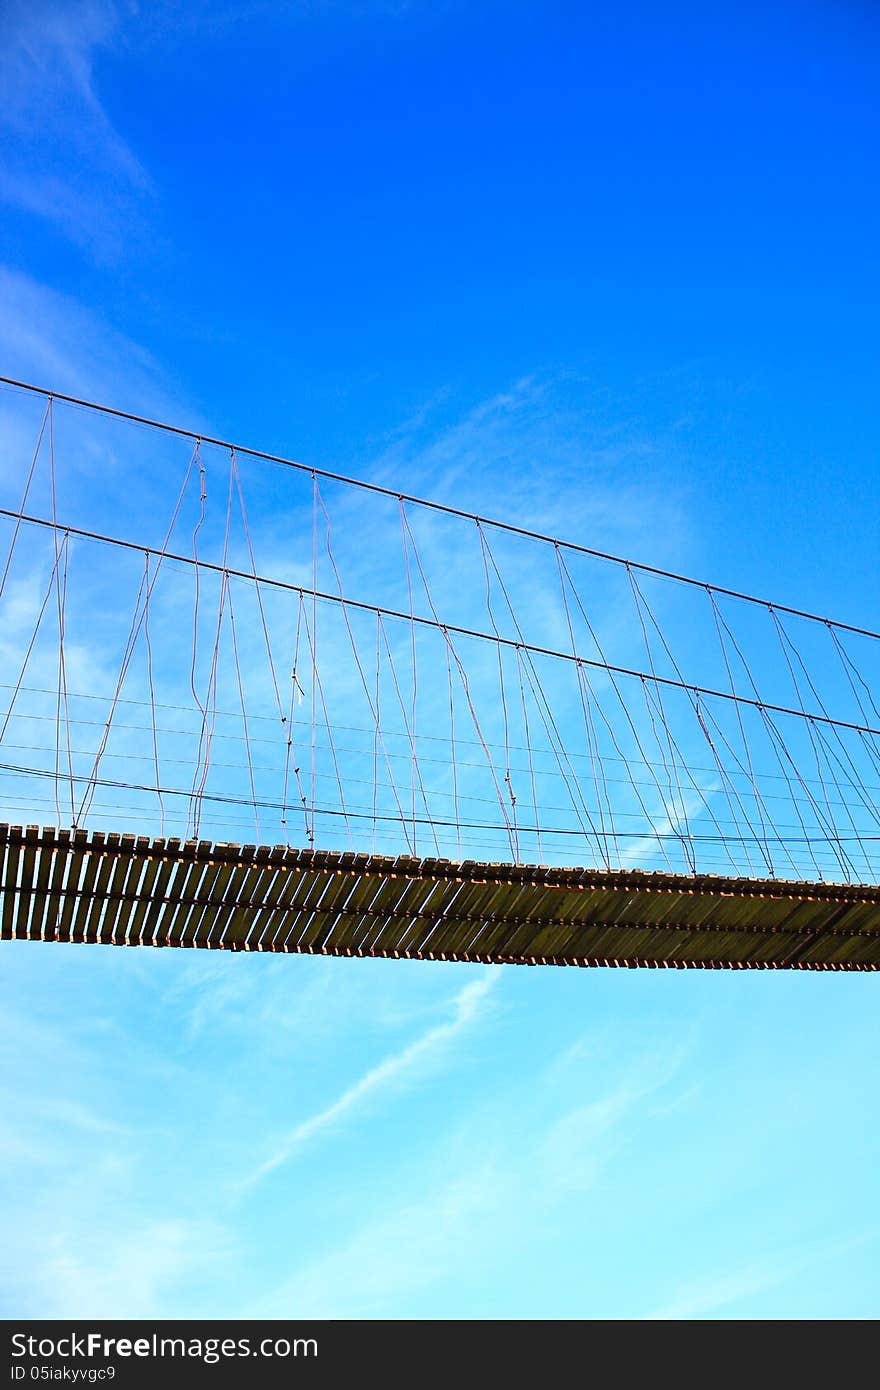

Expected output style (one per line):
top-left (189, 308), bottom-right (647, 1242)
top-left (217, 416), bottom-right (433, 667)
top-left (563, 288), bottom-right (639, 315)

top-left (253, 1160), bottom-right (510, 1318)
top-left (0, 1), bottom-right (150, 259)
top-left (3, 1205), bottom-right (231, 1319)
top-left (251, 1033), bottom-right (690, 1318)
top-left (243, 969), bottom-right (499, 1186)
top-left (0, 0), bottom-right (457, 263)
top-left (650, 1255), bottom-right (801, 1320)
top-left (618, 789), bottom-right (715, 868)
top-left (649, 1229), bottom-right (879, 1320)
top-left (369, 374), bottom-right (689, 565)
top-left (0, 264), bottom-right (178, 409)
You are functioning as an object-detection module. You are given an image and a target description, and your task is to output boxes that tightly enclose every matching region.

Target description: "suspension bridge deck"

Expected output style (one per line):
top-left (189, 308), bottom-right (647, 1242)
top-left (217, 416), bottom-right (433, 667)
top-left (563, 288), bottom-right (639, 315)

top-left (1, 824), bottom-right (878, 969)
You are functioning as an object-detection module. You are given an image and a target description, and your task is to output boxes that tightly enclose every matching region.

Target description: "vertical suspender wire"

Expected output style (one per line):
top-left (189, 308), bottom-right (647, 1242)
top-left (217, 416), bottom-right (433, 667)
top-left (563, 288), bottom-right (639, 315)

top-left (0, 536), bottom-right (68, 746)
top-left (510, 635), bottom-right (605, 863)
top-left (47, 400), bottom-right (75, 826)
top-left (709, 599), bottom-right (824, 880)
top-left (799, 721), bottom-right (876, 878)
top-left (636, 673), bottom-right (710, 873)
top-left (828, 623), bottom-right (880, 785)
top-left (78, 593), bottom-right (154, 828)
top-left (399, 500), bottom-right (420, 854)
top-left (58, 523), bottom-right (76, 826)
top-left (231, 448), bottom-right (291, 834)
top-left (398, 507), bottom-right (516, 862)
top-left (776, 612), bottom-right (870, 818)
top-left (378, 612), bottom-right (441, 858)
top-left (661, 681), bottom-right (766, 877)
top-left (828, 623), bottom-right (880, 734)
top-left (514, 643), bottom-right (543, 863)
top-left (707, 589), bottom-right (775, 876)
top-left (300, 596), bottom-right (354, 852)
top-left (827, 625), bottom-right (880, 863)
top-left (373, 610), bottom-right (381, 855)
top-left (690, 696), bottom-right (778, 869)
top-left (446, 628), bottom-right (463, 861)
top-left (77, 444), bottom-right (200, 827)
top-left (476, 526), bottom-right (610, 866)
top-left (479, 526), bottom-right (617, 863)
top-left (770, 607), bottom-right (841, 849)
top-left (772, 617), bottom-right (856, 850)
top-left (757, 707), bottom-right (827, 880)
top-left (689, 690), bottom-right (761, 875)
top-left (281, 592), bottom-right (311, 845)
top-left (628, 567), bottom-right (768, 876)
top-left (314, 479), bottom-right (413, 852)
top-left (143, 551), bottom-right (166, 837)
top-left (231, 450), bottom-right (285, 720)
top-left (476, 522), bottom-right (520, 863)
top-left (189, 444), bottom-right (207, 720)
top-left (52, 536), bottom-right (63, 830)
top-left (574, 659), bottom-right (613, 860)
top-left (555, 551), bottom-right (675, 872)
top-left (311, 473), bottom-right (319, 847)
top-left (190, 570), bottom-right (227, 839)
top-left (807, 718), bottom-right (878, 878)
top-left (654, 678), bottom-right (742, 874)
top-left (227, 582), bottom-right (262, 843)
top-left (756, 711), bottom-right (839, 872)
top-left (396, 507), bottom-right (461, 858)
top-left (0, 400), bottom-right (50, 605)
top-left (554, 544), bottom-right (617, 866)
top-left (626, 566), bottom-right (698, 871)
top-left (769, 606), bottom-right (854, 880)
top-left (772, 614), bottom-right (879, 869)
top-left (0, 403), bottom-right (51, 832)
top-left (189, 456), bottom-right (234, 839)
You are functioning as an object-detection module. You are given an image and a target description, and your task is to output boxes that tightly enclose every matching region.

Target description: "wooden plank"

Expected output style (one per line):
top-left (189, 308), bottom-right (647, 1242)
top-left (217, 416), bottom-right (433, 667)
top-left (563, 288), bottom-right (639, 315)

top-left (290, 871), bottom-right (338, 952)
top-left (166, 848), bottom-right (209, 947)
top-left (140, 839), bottom-right (181, 946)
top-left (363, 873), bottom-right (451, 954)
top-left (57, 830), bottom-right (88, 942)
top-left (13, 826), bottom-right (41, 940)
top-left (1, 826), bottom-right (22, 941)
top-left (28, 828), bottom-right (55, 941)
top-left (110, 835), bottom-right (146, 945)
top-left (264, 858), bottom-right (322, 949)
top-left (84, 833), bottom-right (120, 943)
top-left (226, 846), bottom-right (275, 948)
top-left (255, 851), bottom-right (308, 949)
top-left (286, 865), bottom-right (340, 951)
top-left (0, 827), bottom-right (9, 940)
top-left (307, 867), bottom-right (363, 952)
top-left (190, 856), bottom-right (237, 948)
top-left (129, 841), bottom-right (163, 945)
top-left (44, 829), bottom-right (70, 942)
top-left (245, 849), bottom-right (298, 949)
top-left (175, 844), bottom-right (222, 947)
top-left (70, 832), bottom-right (104, 942)
top-left (217, 846), bottom-right (261, 947)
top-left (2, 828), bottom-right (880, 969)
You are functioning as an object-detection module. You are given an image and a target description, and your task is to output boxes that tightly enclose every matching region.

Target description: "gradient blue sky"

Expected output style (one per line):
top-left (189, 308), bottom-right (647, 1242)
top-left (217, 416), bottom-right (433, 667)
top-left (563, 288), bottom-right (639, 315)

top-left (0, 0), bottom-right (878, 1319)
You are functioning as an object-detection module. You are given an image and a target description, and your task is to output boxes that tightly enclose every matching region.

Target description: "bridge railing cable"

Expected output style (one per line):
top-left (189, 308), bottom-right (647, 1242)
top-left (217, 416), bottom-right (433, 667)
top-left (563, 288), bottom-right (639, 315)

top-left (3, 380), bottom-right (880, 882)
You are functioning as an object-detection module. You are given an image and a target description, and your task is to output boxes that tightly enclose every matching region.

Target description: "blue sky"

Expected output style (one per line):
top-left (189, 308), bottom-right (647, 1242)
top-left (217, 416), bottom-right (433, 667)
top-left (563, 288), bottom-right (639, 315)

top-left (0, 0), bottom-right (878, 1318)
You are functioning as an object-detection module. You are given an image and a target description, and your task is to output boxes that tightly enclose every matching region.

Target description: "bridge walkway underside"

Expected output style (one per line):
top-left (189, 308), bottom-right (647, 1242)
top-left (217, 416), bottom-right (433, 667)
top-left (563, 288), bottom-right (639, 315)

top-left (1, 825), bottom-right (878, 970)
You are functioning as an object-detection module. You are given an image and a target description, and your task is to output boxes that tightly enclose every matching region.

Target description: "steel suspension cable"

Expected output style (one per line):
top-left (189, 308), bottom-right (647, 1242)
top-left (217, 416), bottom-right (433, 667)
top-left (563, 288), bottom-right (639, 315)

top-left (4, 375), bottom-right (878, 644)
top-left (5, 503), bottom-right (880, 742)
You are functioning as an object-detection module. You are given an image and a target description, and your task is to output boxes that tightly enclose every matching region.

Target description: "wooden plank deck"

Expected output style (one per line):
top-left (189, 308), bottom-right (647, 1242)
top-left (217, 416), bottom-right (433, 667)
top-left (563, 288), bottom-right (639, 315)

top-left (1, 824), bottom-right (879, 969)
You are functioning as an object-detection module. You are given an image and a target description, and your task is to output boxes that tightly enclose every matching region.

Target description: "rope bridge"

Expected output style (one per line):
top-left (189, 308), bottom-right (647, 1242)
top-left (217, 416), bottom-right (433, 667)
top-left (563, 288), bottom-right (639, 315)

top-left (2, 826), bottom-right (877, 968)
top-left (1, 375), bottom-right (879, 969)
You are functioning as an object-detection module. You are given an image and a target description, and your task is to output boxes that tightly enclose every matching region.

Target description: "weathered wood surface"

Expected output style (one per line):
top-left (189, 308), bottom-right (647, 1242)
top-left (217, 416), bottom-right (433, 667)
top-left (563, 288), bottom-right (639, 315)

top-left (1, 824), bottom-right (878, 969)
